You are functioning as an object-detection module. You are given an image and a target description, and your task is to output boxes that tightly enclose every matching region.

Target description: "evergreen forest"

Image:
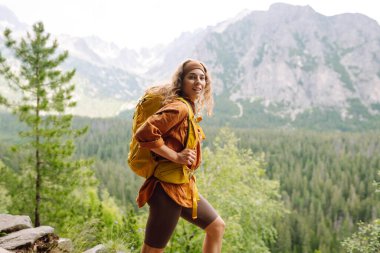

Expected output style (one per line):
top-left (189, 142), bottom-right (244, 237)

top-left (1, 112), bottom-right (379, 252)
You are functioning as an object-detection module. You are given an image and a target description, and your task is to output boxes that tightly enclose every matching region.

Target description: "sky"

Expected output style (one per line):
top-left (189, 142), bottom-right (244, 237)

top-left (0, 0), bottom-right (379, 50)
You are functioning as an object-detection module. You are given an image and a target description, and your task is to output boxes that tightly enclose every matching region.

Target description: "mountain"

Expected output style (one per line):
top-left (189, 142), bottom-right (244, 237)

top-left (163, 4), bottom-right (380, 120)
top-left (0, 5), bottom-right (28, 32)
top-left (0, 5), bottom-right (151, 117)
top-left (1, 3), bottom-right (380, 129)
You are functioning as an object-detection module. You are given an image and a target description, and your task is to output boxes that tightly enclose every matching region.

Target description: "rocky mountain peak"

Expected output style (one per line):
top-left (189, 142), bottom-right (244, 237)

top-left (187, 3), bottom-right (380, 120)
top-left (268, 2), bottom-right (317, 17)
top-left (1, 4), bottom-right (380, 125)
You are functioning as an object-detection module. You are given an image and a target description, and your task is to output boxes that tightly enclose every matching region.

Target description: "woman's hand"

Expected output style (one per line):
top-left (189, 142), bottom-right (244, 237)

top-left (151, 145), bottom-right (196, 166)
top-left (176, 148), bottom-right (196, 166)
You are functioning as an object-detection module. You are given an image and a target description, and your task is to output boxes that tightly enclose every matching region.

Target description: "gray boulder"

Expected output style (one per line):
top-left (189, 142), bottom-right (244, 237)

top-left (0, 226), bottom-right (54, 250)
top-left (0, 214), bottom-right (32, 233)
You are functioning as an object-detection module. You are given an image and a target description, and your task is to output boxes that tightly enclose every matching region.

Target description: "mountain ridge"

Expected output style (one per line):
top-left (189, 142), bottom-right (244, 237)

top-left (1, 3), bottom-right (380, 128)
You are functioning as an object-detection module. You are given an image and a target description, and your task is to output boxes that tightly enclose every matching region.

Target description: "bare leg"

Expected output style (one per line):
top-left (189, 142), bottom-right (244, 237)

top-left (141, 243), bottom-right (164, 253)
top-left (203, 216), bottom-right (225, 253)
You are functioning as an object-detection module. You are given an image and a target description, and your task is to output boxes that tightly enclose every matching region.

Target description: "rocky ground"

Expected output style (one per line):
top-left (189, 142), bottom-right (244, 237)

top-left (0, 214), bottom-right (110, 253)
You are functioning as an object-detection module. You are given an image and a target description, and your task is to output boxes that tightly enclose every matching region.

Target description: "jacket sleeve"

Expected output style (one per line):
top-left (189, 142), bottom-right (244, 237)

top-left (135, 101), bottom-right (188, 149)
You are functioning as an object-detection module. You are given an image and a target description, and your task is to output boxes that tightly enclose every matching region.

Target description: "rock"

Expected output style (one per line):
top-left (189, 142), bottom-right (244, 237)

top-left (0, 226), bottom-right (54, 250)
top-left (0, 214), bottom-right (32, 233)
top-left (82, 244), bottom-right (107, 253)
top-left (50, 238), bottom-right (73, 253)
top-left (0, 248), bottom-right (12, 253)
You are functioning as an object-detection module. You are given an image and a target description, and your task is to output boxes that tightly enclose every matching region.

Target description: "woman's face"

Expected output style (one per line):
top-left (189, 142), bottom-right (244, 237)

top-left (182, 69), bottom-right (206, 102)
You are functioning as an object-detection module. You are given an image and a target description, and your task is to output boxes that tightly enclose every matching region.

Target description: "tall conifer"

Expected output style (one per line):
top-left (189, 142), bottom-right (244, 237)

top-left (0, 22), bottom-right (92, 226)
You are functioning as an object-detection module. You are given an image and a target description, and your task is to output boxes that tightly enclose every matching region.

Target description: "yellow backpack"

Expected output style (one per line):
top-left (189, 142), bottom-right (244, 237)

top-left (128, 92), bottom-right (199, 179)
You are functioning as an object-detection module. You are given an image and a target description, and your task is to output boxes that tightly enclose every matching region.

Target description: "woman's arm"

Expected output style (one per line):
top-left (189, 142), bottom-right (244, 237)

top-left (151, 145), bottom-right (196, 167)
top-left (136, 101), bottom-right (196, 166)
top-left (135, 101), bottom-right (187, 149)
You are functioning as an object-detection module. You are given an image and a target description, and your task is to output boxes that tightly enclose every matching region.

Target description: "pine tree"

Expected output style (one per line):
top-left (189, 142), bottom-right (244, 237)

top-left (0, 22), bottom-right (92, 226)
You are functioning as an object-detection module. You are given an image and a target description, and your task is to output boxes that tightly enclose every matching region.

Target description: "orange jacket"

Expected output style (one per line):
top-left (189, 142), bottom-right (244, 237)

top-left (135, 98), bottom-right (204, 211)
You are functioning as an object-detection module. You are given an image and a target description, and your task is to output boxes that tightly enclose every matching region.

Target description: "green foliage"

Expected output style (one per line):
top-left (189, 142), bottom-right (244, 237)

top-left (166, 219), bottom-right (203, 253)
top-left (200, 129), bottom-right (285, 252)
top-left (294, 107), bottom-right (380, 131)
top-left (63, 217), bottom-right (103, 253)
top-left (347, 99), bottom-right (370, 119)
top-left (341, 169), bottom-right (380, 253)
top-left (0, 151), bottom-right (36, 215)
top-left (92, 160), bottom-right (143, 208)
top-left (295, 107), bottom-right (350, 130)
top-left (0, 139), bottom-right (142, 251)
top-left (0, 161), bottom-right (12, 213)
top-left (73, 117), bottom-right (131, 163)
top-left (237, 99), bottom-right (290, 128)
top-left (0, 185), bottom-right (11, 213)
top-left (371, 103), bottom-right (380, 112)
top-left (341, 220), bottom-right (380, 253)
top-left (0, 114), bottom-right (143, 251)
top-left (230, 129), bottom-right (380, 253)
top-left (60, 191), bottom-right (142, 253)
top-left (72, 116), bottom-right (142, 208)
top-left (201, 96), bottom-right (380, 131)
top-left (1, 106), bottom-right (379, 252)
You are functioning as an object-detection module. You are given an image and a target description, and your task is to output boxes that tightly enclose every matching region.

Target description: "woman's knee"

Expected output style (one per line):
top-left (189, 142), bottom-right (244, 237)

top-left (205, 216), bottom-right (225, 237)
top-left (141, 243), bottom-right (164, 253)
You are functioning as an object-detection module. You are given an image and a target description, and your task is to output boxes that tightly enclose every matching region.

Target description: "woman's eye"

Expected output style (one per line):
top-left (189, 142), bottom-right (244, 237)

top-left (187, 75), bottom-right (205, 81)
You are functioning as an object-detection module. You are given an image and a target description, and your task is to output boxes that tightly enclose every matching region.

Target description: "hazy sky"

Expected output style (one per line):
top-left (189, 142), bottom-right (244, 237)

top-left (0, 0), bottom-right (379, 49)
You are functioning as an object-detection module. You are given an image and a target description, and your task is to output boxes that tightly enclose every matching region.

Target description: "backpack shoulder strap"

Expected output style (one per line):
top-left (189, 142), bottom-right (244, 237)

top-left (176, 97), bottom-right (198, 149)
top-left (176, 97), bottom-right (194, 119)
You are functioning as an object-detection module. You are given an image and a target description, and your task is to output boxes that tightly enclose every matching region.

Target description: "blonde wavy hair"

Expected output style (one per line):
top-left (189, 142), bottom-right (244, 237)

top-left (146, 59), bottom-right (214, 116)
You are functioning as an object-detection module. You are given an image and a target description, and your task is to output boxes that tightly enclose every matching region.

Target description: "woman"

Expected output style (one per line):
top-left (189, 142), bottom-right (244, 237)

top-left (135, 59), bottom-right (225, 253)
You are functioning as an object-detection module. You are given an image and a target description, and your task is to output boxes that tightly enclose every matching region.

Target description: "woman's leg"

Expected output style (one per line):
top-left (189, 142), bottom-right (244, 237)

top-left (203, 216), bottom-right (225, 253)
top-left (181, 195), bottom-right (225, 253)
top-left (141, 184), bottom-right (182, 253)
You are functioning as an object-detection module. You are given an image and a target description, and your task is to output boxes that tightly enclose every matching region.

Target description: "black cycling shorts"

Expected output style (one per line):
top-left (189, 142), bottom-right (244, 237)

top-left (144, 183), bottom-right (219, 249)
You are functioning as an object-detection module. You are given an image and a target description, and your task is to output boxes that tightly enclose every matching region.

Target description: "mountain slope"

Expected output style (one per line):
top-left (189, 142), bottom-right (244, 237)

top-left (1, 3), bottom-right (380, 127)
top-left (191, 3), bottom-right (380, 121)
